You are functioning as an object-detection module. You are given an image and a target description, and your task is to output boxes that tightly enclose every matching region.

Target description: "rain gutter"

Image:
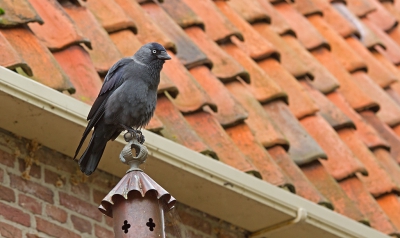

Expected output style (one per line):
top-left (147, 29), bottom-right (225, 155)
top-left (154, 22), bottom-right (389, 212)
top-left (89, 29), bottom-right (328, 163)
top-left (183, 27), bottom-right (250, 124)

top-left (0, 67), bottom-right (389, 238)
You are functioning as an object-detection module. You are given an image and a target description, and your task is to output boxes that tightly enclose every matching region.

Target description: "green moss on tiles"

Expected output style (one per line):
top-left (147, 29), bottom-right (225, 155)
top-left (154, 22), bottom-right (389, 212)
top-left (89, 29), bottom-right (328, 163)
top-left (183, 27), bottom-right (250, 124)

top-left (0, 8), bottom-right (5, 15)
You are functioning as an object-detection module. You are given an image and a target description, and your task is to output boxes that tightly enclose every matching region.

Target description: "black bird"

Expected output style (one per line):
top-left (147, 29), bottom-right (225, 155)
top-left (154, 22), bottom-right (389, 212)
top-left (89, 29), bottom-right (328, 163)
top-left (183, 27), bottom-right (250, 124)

top-left (74, 42), bottom-right (171, 175)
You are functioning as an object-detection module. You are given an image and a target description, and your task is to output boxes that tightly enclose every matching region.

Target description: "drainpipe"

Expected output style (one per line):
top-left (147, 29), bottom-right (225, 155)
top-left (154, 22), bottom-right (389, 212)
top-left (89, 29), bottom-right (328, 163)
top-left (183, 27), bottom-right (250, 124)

top-left (99, 132), bottom-right (176, 237)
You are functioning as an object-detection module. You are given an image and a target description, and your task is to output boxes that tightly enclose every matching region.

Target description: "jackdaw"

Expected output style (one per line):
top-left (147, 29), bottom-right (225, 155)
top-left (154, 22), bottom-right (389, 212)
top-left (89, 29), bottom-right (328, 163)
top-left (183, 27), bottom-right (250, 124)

top-left (74, 42), bottom-right (171, 175)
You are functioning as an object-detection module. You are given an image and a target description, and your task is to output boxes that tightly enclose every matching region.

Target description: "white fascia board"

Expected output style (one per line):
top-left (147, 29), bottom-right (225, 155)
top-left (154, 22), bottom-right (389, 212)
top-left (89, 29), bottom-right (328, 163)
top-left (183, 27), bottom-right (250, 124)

top-left (0, 67), bottom-right (389, 238)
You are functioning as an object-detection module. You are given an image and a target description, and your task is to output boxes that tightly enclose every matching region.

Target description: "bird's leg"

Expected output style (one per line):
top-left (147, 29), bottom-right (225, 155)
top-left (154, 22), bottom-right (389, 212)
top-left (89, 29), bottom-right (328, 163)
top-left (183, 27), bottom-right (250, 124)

top-left (120, 125), bottom-right (145, 144)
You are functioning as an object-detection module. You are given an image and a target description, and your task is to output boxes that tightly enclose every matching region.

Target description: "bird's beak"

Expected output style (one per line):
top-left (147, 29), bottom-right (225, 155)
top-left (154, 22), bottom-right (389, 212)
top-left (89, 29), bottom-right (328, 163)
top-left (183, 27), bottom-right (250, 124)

top-left (157, 51), bottom-right (172, 60)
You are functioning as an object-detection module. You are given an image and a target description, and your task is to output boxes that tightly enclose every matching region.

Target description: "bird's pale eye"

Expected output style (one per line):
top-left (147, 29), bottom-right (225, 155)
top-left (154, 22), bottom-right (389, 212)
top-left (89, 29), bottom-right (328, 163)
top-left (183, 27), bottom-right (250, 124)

top-left (152, 50), bottom-right (157, 54)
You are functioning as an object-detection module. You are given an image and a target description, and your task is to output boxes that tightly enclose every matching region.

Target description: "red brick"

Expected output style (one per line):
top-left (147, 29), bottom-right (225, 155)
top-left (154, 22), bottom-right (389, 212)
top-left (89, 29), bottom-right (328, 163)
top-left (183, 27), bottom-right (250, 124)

top-left (95, 224), bottom-right (114, 238)
top-left (36, 217), bottom-right (80, 238)
top-left (105, 215), bottom-right (113, 227)
top-left (0, 167), bottom-right (4, 183)
top-left (71, 183), bottom-right (90, 201)
top-left (44, 169), bottom-right (65, 187)
top-left (0, 221), bottom-right (22, 238)
top-left (217, 229), bottom-right (246, 238)
top-left (0, 149), bottom-right (15, 168)
top-left (36, 148), bottom-right (76, 174)
top-left (177, 209), bottom-right (212, 235)
top-left (45, 204), bottom-right (67, 223)
top-left (18, 194), bottom-right (42, 215)
top-left (71, 215), bottom-right (92, 234)
top-left (59, 192), bottom-right (101, 221)
top-left (0, 184), bottom-right (15, 202)
top-left (93, 189), bottom-right (106, 204)
top-left (0, 201), bottom-right (31, 227)
top-left (9, 173), bottom-right (53, 203)
top-left (26, 234), bottom-right (40, 238)
top-left (19, 158), bottom-right (41, 179)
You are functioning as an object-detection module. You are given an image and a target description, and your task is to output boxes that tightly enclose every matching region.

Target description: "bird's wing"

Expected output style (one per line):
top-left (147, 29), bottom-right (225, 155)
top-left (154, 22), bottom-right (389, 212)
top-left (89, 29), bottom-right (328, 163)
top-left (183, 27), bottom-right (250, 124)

top-left (87, 57), bottom-right (133, 120)
top-left (74, 57), bottom-right (133, 160)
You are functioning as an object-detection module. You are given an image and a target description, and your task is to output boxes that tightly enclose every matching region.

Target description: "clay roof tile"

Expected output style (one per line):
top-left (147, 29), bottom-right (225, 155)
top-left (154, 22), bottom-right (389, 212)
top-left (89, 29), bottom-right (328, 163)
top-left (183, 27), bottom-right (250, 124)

top-left (345, 0), bottom-right (376, 17)
top-left (155, 95), bottom-right (215, 158)
top-left (256, 0), bottom-right (294, 36)
top-left (84, 0), bottom-right (137, 34)
top-left (114, 0), bottom-right (175, 52)
top-left (63, 4), bottom-right (122, 75)
top-left (226, 81), bottom-right (288, 149)
top-left (0, 32), bottom-right (31, 75)
top-left (268, 146), bottom-right (332, 207)
top-left (162, 51), bottom-right (216, 114)
top-left (264, 101), bottom-right (326, 165)
top-left (190, 66), bottom-right (248, 128)
top-left (185, 27), bottom-right (248, 82)
top-left (227, 0), bottom-right (271, 24)
top-left (301, 116), bottom-right (367, 181)
top-left (216, 1), bottom-right (279, 61)
top-left (292, 0), bottom-right (322, 17)
top-left (28, 0), bottom-right (90, 51)
top-left (377, 193), bottom-right (400, 231)
top-left (141, 2), bottom-right (211, 69)
top-left (367, 0), bottom-right (398, 32)
top-left (158, 0), bottom-right (204, 29)
top-left (181, 0), bottom-right (243, 43)
top-left (0, 0), bottom-right (43, 27)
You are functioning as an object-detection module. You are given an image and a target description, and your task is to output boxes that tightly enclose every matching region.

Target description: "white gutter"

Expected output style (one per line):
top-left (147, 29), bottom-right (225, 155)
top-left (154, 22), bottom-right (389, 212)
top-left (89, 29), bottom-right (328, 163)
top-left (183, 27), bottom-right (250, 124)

top-left (0, 66), bottom-right (389, 238)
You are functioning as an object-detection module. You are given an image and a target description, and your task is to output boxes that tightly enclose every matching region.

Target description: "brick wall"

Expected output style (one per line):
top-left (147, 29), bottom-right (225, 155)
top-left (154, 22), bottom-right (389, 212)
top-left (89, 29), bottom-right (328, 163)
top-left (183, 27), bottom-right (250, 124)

top-left (0, 128), bottom-right (248, 238)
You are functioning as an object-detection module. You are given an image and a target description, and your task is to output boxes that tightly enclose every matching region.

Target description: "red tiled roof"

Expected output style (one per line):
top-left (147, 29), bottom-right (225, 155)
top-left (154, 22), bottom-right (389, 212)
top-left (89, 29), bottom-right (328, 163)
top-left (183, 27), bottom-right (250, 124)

top-left (3, 0), bottom-right (400, 235)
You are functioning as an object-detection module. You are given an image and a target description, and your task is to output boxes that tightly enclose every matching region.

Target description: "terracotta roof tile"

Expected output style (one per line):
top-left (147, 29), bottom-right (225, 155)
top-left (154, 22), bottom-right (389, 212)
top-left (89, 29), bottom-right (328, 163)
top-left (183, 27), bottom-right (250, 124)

top-left (292, 0), bottom-right (322, 17)
top-left (0, 0), bottom-right (43, 27)
top-left (382, 1), bottom-right (400, 23)
top-left (145, 114), bottom-right (164, 133)
top-left (181, 0), bottom-right (243, 43)
top-left (185, 27), bottom-right (248, 82)
top-left (157, 0), bottom-right (204, 29)
top-left (227, 0), bottom-right (271, 24)
top-left (63, 4), bottom-right (122, 75)
top-left (226, 124), bottom-right (293, 190)
top-left (158, 72), bottom-right (179, 99)
top-left (301, 116), bottom-right (367, 181)
top-left (327, 91), bottom-right (390, 150)
top-left (53, 45), bottom-right (102, 104)
top-left (268, 146), bottom-right (331, 207)
top-left (114, 0), bottom-right (175, 52)
top-left (300, 81), bottom-right (354, 130)
top-left (185, 111), bottom-right (260, 177)
top-left (372, 47), bottom-right (400, 79)
top-left (27, 0), bottom-right (90, 51)
top-left (339, 176), bottom-right (399, 235)
top-left (282, 36), bottom-right (339, 94)
top-left (141, 2), bottom-right (210, 69)
top-left (309, 14), bottom-right (367, 73)
top-left (190, 66), bottom-right (248, 127)
top-left (338, 128), bottom-right (400, 197)
top-left (352, 71), bottom-right (400, 126)
top-left (373, 148), bottom-right (400, 191)
top-left (155, 95), bottom-right (214, 158)
top-left (0, 32), bottom-right (31, 74)
top-left (253, 25), bottom-right (310, 79)
top-left (162, 51), bottom-right (216, 113)
top-left (109, 29), bottom-right (141, 57)
top-left (275, 2), bottom-right (328, 50)
top-left (302, 161), bottom-right (368, 223)
top-left (311, 47), bottom-right (379, 112)
top-left (377, 193), bottom-right (400, 231)
top-left (347, 37), bottom-right (397, 88)
top-left (264, 101), bottom-right (326, 165)
top-left (364, 18), bottom-right (400, 65)
top-left (312, 0), bottom-right (358, 38)
top-left (361, 110), bottom-right (400, 164)
top-left (0, 27), bottom-right (74, 93)
top-left (345, 0), bottom-right (376, 17)
top-left (84, 0), bottom-right (136, 34)
top-left (257, 59), bottom-right (319, 119)
top-left (386, 87), bottom-right (400, 106)
top-left (221, 43), bottom-right (286, 103)
top-left (366, 0), bottom-right (398, 32)
top-left (225, 81), bottom-right (288, 149)
top-left (256, 0), bottom-right (294, 36)
top-left (216, 1), bottom-right (279, 61)
top-left (333, 3), bottom-right (384, 49)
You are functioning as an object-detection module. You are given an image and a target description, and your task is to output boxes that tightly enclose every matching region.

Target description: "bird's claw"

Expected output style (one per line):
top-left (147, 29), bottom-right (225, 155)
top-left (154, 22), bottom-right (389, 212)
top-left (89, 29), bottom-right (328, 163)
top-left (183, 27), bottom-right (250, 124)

top-left (122, 125), bottom-right (145, 144)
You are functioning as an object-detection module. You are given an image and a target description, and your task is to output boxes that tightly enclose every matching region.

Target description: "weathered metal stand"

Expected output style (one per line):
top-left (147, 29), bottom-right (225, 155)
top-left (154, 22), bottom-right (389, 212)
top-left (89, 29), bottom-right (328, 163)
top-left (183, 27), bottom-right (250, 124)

top-left (99, 132), bottom-right (176, 238)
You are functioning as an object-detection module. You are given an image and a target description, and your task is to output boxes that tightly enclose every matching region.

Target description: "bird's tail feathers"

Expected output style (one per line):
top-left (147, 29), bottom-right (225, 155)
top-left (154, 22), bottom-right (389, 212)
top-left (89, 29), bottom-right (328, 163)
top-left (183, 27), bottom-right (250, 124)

top-left (78, 130), bottom-right (108, 176)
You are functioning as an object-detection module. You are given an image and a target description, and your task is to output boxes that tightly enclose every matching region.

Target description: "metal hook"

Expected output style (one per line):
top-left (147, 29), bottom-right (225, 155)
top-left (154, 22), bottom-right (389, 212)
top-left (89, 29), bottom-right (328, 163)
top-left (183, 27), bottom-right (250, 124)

top-left (120, 132), bottom-right (148, 173)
